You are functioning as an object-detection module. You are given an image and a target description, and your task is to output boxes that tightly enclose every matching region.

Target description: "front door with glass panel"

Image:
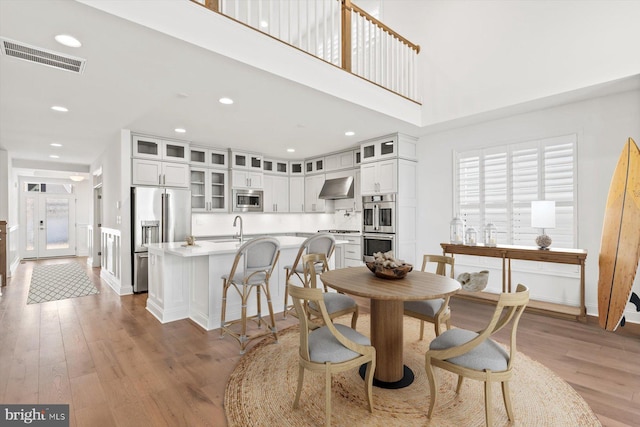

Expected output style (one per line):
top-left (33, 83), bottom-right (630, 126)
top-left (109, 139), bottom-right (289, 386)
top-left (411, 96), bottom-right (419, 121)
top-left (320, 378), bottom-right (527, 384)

top-left (22, 183), bottom-right (77, 258)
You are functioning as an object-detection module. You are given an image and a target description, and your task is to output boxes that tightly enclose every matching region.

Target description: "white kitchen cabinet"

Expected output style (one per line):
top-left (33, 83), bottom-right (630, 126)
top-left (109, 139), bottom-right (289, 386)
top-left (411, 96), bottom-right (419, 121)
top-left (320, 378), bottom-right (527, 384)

top-left (231, 151), bottom-right (263, 170)
top-left (132, 135), bottom-right (189, 163)
top-left (334, 234), bottom-right (363, 267)
top-left (263, 159), bottom-right (289, 175)
top-left (305, 157), bottom-right (325, 174)
top-left (191, 167), bottom-right (228, 212)
top-left (190, 146), bottom-right (228, 169)
top-left (289, 161), bottom-right (304, 176)
top-left (289, 176), bottom-right (305, 212)
top-left (361, 159), bottom-right (396, 195)
top-left (232, 170), bottom-right (263, 189)
top-left (360, 133), bottom-right (417, 163)
top-left (325, 150), bottom-right (354, 171)
top-left (132, 159), bottom-right (189, 188)
top-left (263, 175), bottom-right (289, 212)
top-left (304, 174), bottom-right (326, 212)
top-left (354, 169), bottom-right (362, 211)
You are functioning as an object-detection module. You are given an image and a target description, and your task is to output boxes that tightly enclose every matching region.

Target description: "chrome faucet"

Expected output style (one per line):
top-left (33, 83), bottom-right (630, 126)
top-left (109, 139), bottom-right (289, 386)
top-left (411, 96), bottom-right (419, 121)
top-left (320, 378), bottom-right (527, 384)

top-left (233, 215), bottom-right (244, 243)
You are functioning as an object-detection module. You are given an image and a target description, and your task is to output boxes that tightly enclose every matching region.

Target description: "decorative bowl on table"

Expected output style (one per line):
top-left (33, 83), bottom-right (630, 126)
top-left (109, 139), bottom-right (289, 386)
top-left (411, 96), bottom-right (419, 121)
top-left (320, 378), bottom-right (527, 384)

top-left (365, 261), bottom-right (413, 280)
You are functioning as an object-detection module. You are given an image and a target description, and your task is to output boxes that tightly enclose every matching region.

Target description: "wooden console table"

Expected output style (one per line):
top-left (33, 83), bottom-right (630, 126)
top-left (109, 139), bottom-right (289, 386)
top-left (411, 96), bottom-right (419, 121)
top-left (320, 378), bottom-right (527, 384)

top-left (441, 243), bottom-right (587, 322)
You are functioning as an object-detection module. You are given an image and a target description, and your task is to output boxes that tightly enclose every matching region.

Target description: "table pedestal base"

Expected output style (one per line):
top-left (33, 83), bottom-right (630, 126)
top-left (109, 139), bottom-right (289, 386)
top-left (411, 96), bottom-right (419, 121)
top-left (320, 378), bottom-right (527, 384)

top-left (359, 364), bottom-right (414, 389)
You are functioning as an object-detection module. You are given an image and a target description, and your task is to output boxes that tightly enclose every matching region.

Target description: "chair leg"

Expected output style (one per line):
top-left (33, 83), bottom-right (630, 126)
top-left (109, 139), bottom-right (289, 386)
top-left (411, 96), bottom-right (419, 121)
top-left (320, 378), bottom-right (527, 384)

top-left (239, 284), bottom-right (249, 354)
top-left (425, 357), bottom-right (437, 418)
top-left (220, 279), bottom-right (229, 338)
top-left (293, 364), bottom-right (305, 409)
top-left (484, 374), bottom-right (493, 427)
top-left (502, 381), bottom-right (514, 421)
top-left (364, 357), bottom-right (375, 413)
top-left (455, 375), bottom-right (464, 393)
top-left (419, 320), bottom-right (425, 340)
top-left (350, 305), bottom-right (359, 329)
top-left (283, 269), bottom-right (291, 319)
top-left (256, 285), bottom-right (263, 328)
top-left (325, 364), bottom-right (332, 427)
top-left (264, 282), bottom-right (278, 343)
top-left (434, 319), bottom-right (443, 337)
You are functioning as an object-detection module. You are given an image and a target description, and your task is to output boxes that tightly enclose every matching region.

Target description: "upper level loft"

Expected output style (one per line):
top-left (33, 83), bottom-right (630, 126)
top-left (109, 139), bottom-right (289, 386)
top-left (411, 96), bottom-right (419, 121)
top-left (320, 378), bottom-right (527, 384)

top-left (192, 0), bottom-right (421, 103)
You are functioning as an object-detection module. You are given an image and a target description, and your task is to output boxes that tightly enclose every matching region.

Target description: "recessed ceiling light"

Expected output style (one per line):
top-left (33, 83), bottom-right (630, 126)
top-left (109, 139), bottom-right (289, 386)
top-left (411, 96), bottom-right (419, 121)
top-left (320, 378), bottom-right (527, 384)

top-left (345, 131), bottom-right (355, 136)
top-left (287, 148), bottom-right (295, 153)
top-left (69, 175), bottom-right (85, 182)
top-left (50, 143), bottom-right (62, 147)
top-left (51, 105), bottom-right (68, 112)
top-left (49, 155), bottom-right (60, 159)
top-left (259, 20), bottom-right (269, 28)
top-left (55, 34), bottom-right (82, 48)
top-left (219, 97), bottom-right (234, 105)
top-left (174, 128), bottom-right (186, 133)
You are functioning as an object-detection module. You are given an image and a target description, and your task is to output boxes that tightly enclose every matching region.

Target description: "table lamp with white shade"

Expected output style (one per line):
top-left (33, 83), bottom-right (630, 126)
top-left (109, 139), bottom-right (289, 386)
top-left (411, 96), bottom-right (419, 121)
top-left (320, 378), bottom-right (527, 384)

top-left (531, 200), bottom-right (555, 249)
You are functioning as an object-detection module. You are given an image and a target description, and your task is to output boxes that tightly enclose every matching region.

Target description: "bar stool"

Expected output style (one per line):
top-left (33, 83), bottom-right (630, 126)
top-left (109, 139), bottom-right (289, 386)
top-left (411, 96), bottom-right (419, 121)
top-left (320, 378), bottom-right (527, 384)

top-left (282, 233), bottom-right (335, 318)
top-left (220, 237), bottom-right (281, 354)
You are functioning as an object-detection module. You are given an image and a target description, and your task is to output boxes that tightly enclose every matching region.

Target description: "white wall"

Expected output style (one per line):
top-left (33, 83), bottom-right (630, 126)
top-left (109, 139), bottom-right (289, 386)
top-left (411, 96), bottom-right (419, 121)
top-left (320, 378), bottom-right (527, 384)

top-left (91, 130), bottom-right (132, 290)
top-left (417, 88), bottom-right (640, 324)
top-left (383, 0), bottom-right (640, 126)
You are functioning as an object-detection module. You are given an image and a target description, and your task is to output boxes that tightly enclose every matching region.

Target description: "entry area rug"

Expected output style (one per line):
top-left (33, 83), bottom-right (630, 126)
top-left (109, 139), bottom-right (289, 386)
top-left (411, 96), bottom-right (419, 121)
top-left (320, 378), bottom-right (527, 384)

top-left (27, 262), bottom-right (99, 304)
top-left (225, 314), bottom-right (601, 427)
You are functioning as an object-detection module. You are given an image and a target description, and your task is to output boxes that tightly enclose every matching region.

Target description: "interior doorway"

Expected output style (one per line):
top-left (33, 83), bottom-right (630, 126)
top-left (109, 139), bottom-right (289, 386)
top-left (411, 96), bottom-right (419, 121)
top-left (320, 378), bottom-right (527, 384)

top-left (21, 183), bottom-right (77, 259)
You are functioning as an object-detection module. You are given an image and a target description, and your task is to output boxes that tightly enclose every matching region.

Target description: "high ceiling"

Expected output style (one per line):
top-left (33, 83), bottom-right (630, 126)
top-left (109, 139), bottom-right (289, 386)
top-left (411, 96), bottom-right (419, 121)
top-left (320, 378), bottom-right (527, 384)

top-left (0, 0), bottom-right (420, 168)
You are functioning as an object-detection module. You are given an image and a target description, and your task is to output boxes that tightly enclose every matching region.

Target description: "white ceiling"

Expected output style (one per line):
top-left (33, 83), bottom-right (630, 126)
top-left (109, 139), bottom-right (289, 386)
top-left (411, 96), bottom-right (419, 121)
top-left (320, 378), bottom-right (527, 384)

top-left (2, 0), bottom-right (638, 173)
top-left (0, 0), bottom-right (420, 168)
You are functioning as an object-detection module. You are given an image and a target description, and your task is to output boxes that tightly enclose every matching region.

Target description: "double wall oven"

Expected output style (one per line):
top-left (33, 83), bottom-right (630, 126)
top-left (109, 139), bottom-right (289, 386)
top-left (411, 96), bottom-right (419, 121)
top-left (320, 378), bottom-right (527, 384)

top-left (362, 194), bottom-right (396, 258)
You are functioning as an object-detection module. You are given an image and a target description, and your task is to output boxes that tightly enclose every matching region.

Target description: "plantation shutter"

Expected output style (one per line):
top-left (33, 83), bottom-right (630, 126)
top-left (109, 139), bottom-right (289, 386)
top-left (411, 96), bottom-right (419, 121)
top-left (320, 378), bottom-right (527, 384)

top-left (454, 134), bottom-right (577, 248)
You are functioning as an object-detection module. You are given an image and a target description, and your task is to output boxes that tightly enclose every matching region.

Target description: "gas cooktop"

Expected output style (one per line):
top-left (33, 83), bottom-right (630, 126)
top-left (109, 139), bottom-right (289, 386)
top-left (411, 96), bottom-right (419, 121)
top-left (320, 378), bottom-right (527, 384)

top-left (318, 229), bottom-right (361, 234)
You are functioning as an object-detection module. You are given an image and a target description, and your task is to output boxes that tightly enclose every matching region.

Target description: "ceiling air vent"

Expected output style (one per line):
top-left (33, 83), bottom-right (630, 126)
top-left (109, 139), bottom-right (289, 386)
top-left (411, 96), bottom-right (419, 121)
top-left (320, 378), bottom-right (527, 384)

top-left (0, 37), bottom-right (86, 74)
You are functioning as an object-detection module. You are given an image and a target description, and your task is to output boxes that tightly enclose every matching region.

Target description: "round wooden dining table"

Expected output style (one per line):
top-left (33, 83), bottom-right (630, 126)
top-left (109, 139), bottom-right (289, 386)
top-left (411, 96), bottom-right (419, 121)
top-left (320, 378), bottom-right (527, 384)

top-left (320, 266), bottom-right (461, 389)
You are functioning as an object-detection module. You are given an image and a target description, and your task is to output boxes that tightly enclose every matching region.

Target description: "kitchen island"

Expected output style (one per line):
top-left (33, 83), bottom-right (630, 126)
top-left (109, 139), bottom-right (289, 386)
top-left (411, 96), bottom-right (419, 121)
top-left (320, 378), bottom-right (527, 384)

top-left (146, 236), bottom-right (340, 330)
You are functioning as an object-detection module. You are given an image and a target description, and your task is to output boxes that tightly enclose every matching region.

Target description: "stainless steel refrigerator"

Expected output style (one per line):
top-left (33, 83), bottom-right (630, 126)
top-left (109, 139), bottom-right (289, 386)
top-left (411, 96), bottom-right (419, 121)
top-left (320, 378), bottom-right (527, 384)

top-left (131, 186), bottom-right (191, 293)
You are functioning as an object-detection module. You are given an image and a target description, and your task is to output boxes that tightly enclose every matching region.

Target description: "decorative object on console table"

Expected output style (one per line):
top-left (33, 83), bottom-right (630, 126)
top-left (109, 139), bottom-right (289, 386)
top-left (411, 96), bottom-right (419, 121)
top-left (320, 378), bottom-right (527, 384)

top-left (484, 222), bottom-right (497, 247)
top-left (531, 200), bottom-right (556, 249)
top-left (465, 226), bottom-right (477, 246)
top-left (449, 215), bottom-right (464, 244)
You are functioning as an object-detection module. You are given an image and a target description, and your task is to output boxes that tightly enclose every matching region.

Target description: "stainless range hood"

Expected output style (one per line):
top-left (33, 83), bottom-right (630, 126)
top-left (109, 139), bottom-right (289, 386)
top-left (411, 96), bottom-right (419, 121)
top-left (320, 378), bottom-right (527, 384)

top-left (319, 176), bottom-right (354, 199)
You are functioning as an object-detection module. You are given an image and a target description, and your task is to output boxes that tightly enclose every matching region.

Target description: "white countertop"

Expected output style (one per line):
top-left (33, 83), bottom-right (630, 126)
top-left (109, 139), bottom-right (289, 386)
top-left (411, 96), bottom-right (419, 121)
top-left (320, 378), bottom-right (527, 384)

top-left (147, 236), bottom-right (348, 257)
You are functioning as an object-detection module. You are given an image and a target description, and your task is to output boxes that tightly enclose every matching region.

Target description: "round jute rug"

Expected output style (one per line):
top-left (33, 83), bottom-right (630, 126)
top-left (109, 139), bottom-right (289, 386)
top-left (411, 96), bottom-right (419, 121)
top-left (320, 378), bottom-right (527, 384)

top-left (225, 315), bottom-right (601, 427)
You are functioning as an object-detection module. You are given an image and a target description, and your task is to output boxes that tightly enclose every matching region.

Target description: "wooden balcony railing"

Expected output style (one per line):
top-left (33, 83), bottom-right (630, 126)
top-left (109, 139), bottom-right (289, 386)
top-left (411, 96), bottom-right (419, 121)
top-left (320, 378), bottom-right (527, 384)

top-left (192, 0), bottom-right (421, 103)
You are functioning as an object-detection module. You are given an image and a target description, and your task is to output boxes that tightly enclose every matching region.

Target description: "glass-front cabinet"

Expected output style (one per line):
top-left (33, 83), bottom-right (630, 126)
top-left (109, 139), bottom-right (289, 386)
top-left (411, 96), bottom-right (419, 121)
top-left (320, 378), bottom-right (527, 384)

top-left (191, 167), bottom-right (228, 212)
top-left (231, 151), bottom-right (262, 170)
top-left (305, 157), bottom-right (325, 174)
top-left (132, 135), bottom-right (188, 163)
top-left (263, 159), bottom-right (289, 175)
top-left (361, 136), bottom-right (396, 163)
top-left (190, 146), bottom-right (227, 168)
top-left (289, 161), bottom-right (304, 175)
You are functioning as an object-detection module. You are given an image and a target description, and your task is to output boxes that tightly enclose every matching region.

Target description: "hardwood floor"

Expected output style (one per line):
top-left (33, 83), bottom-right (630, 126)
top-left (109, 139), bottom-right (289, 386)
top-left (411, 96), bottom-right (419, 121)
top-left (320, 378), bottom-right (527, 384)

top-left (1, 258), bottom-right (638, 426)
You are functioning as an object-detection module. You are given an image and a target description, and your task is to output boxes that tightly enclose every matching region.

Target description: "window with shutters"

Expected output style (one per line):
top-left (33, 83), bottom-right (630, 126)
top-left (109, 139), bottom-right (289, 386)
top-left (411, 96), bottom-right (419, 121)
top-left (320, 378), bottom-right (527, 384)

top-left (455, 134), bottom-right (577, 248)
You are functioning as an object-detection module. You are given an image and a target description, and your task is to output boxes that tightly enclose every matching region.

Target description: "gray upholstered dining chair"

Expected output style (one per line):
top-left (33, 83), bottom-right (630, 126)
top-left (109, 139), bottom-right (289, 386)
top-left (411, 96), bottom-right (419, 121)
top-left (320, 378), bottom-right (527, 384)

top-left (303, 253), bottom-right (359, 329)
top-left (220, 237), bottom-right (280, 354)
top-left (288, 281), bottom-right (375, 427)
top-left (424, 284), bottom-right (530, 426)
top-left (282, 233), bottom-right (336, 318)
top-left (404, 254), bottom-right (455, 338)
